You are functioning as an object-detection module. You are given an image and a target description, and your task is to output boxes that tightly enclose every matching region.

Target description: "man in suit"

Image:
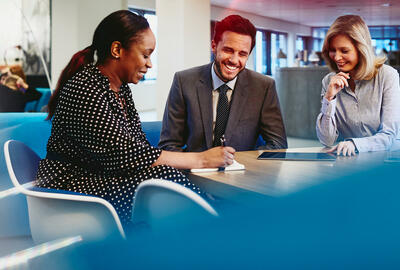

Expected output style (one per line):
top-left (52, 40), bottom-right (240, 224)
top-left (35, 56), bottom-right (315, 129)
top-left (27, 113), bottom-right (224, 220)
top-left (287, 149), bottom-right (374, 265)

top-left (159, 15), bottom-right (287, 152)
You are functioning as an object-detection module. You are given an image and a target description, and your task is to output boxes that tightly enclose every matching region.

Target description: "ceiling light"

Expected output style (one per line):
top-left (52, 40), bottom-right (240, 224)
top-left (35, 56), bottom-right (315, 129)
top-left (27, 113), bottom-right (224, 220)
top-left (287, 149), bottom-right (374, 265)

top-left (381, 3), bottom-right (391, 7)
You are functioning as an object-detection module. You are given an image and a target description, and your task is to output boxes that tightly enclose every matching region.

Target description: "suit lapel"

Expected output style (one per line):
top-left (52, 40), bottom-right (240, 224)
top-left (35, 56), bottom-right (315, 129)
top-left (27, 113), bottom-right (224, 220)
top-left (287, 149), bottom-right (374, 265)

top-left (196, 64), bottom-right (214, 149)
top-left (224, 69), bottom-right (249, 143)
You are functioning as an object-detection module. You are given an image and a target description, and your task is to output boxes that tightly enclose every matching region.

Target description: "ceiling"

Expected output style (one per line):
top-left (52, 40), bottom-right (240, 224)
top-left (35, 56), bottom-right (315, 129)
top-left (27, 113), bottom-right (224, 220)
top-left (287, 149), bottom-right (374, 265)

top-left (210, 0), bottom-right (400, 27)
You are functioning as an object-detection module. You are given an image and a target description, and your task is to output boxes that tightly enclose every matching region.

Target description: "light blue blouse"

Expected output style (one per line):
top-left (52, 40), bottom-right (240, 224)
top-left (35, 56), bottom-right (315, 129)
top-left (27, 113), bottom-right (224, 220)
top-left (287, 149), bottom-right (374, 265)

top-left (316, 64), bottom-right (400, 152)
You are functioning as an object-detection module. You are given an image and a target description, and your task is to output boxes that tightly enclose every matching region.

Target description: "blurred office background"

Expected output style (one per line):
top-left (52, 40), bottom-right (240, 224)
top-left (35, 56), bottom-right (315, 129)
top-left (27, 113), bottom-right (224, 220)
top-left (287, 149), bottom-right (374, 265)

top-left (2, 0), bottom-right (399, 141)
top-left (1, 1), bottom-right (400, 268)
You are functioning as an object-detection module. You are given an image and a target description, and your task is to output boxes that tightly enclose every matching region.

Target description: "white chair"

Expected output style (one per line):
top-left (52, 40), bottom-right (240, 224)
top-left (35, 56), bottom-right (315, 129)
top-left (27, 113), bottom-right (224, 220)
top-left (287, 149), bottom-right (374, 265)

top-left (4, 140), bottom-right (125, 243)
top-left (132, 179), bottom-right (218, 231)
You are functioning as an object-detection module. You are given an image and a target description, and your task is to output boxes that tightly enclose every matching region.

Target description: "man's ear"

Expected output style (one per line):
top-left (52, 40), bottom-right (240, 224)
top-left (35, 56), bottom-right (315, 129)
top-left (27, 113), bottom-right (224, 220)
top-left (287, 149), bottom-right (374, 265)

top-left (110, 41), bottom-right (122, 59)
top-left (211, 40), bottom-right (217, 55)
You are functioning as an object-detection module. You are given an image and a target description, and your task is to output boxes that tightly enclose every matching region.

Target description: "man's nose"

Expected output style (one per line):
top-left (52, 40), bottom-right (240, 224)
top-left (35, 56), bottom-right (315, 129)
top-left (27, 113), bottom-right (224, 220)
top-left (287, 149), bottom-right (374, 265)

top-left (229, 53), bottom-right (239, 64)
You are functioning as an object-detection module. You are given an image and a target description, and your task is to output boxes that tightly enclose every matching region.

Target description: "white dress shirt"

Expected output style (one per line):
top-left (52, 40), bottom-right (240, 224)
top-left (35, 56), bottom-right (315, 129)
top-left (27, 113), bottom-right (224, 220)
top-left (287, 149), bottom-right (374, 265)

top-left (211, 63), bottom-right (238, 131)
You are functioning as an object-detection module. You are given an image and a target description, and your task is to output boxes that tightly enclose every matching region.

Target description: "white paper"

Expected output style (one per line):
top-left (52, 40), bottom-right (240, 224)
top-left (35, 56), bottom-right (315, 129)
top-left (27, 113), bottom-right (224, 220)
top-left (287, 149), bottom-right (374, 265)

top-left (190, 159), bottom-right (245, 173)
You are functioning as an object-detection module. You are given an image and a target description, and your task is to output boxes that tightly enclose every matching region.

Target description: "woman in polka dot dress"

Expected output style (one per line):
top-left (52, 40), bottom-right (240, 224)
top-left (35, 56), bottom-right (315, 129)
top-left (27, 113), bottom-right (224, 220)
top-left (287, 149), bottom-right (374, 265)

top-left (35, 10), bottom-right (235, 227)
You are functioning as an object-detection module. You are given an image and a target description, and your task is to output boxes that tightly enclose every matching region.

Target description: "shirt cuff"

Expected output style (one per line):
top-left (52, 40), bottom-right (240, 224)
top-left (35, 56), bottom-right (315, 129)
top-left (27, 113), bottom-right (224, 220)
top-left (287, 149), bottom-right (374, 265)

top-left (321, 97), bottom-right (336, 117)
top-left (350, 138), bottom-right (364, 153)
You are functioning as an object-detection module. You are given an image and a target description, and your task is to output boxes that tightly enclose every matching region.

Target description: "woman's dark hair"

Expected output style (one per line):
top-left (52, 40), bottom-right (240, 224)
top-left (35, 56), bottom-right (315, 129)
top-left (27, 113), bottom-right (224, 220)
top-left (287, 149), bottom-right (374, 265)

top-left (47, 10), bottom-right (149, 120)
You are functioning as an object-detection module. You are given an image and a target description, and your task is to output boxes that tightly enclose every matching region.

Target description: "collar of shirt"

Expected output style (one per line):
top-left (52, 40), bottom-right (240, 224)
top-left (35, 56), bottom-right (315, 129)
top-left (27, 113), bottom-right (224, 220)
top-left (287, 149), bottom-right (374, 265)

top-left (211, 62), bottom-right (237, 91)
top-left (88, 64), bottom-right (131, 96)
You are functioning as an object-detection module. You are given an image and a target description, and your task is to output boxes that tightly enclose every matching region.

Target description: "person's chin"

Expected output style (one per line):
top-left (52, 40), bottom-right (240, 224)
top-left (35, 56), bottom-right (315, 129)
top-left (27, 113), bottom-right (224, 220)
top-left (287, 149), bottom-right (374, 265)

top-left (130, 78), bottom-right (139, 84)
top-left (133, 74), bottom-right (145, 84)
top-left (221, 70), bottom-right (240, 81)
top-left (337, 64), bottom-right (353, 73)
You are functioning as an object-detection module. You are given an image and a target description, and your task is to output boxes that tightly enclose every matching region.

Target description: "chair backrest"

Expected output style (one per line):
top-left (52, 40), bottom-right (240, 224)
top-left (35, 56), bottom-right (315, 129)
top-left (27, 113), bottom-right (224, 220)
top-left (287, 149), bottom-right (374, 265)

top-left (0, 117), bottom-right (51, 237)
top-left (141, 121), bottom-right (162, 147)
top-left (132, 179), bottom-right (218, 231)
top-left (4, 140), bottom-right (41, 187)
top-left (4, 140), bottom-right (126, 243)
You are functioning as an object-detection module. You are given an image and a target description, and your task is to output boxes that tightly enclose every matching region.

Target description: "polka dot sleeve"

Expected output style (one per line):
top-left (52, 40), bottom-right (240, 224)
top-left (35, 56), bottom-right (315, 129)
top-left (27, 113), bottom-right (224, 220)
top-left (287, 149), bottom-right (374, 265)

top-left (51, 65), bottom-right (161, 173)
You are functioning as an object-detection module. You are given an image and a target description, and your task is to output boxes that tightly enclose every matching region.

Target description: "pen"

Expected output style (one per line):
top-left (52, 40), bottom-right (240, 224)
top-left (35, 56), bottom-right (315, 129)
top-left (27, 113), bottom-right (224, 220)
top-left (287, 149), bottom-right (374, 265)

top-left (220, 134), bottom-right (226, 147)
top-left (219, 135), bottom-right (226, 171)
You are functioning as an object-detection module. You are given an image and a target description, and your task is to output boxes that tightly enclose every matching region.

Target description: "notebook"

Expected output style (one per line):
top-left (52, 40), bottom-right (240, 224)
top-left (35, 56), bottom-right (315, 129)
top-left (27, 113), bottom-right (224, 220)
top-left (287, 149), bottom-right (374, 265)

top-left (190, 159), bottom-right (245, 173)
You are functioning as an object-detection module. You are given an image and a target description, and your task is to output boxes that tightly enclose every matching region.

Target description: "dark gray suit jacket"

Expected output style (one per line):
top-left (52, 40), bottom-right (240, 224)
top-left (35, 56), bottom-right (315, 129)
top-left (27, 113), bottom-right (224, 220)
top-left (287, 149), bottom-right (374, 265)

top-left (159, 63), bottom-right (287, 152)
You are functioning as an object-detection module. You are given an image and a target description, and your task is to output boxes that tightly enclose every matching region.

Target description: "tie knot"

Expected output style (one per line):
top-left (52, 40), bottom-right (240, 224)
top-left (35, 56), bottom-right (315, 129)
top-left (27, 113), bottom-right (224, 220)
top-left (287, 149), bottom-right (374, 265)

top-left (218, 84), bottom-right (229, 94)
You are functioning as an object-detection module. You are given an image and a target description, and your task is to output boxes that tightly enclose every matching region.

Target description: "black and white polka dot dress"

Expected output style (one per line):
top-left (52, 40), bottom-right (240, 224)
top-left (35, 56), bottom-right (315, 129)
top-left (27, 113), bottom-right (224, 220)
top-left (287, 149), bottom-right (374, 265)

top-left (35, 64), bottom-right (200, 226)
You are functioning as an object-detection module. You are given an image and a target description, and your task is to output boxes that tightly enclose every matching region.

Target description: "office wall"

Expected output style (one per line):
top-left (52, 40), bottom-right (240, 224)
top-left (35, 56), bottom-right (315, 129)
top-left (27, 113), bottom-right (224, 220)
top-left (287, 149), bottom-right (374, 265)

top-left (155, 0), bottom-right (211, 119)
top-left (52, 0), bottom-right (156, 111)
top-left (51, 1), bottom-right (312, 114)
top-left (51, 0), bottom-right (127, 89)
top-left (0, 1), bottom-right (23, 66)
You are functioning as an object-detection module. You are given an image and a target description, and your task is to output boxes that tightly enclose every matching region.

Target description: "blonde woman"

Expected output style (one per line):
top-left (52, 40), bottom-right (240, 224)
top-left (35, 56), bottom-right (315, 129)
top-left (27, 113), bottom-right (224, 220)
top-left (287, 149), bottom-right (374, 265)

top-left (316, 15), bottom-right (400, 156)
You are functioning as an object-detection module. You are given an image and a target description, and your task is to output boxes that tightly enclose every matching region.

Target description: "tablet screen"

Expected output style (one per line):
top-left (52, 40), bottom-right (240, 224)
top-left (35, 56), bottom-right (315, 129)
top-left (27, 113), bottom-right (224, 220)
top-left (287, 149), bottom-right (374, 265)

top-left (257, 152), bottom-right (336, 161)
top-left (384, 151), bottom-right (400, 163)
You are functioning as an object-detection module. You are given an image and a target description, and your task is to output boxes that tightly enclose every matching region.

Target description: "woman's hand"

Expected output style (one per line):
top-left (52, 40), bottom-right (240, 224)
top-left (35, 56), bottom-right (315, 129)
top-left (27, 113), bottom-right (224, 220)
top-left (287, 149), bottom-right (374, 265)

top-left (325, 72), bottom-right (350, 101)
top-left (16, 77), bottom-right (28, 90)
top-left (153, 147), bottom-right (236, 169)
top-left (200, 146), bottom-right (236, 168)
top-left (327, 140), bottom-right (357, 156)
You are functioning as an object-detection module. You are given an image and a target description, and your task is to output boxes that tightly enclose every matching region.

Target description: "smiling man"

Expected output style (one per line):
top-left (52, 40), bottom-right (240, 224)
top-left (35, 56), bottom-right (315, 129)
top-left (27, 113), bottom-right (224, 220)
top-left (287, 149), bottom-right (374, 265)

top-left (159, 15), bottom-right (287, 152)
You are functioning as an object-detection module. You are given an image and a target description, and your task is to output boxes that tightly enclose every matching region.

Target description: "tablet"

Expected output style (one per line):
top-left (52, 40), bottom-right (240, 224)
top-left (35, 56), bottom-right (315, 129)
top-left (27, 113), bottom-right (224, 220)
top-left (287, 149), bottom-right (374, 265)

top-left (257, 152), bottom-right (336, 161)
top-left (384, 151), bottom-right (400, 163)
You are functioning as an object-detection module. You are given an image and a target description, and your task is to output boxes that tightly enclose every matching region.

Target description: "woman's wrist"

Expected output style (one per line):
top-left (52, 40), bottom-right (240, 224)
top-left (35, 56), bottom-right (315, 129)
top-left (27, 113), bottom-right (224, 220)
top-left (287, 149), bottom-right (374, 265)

top-left (198, 152), bottom-right (207, 168)
top-left (325, 93), bottom-right (335, 101)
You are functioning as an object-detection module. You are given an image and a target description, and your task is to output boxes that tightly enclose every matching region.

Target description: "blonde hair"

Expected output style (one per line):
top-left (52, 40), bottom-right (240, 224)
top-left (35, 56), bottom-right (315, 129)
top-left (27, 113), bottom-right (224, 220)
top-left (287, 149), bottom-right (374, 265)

top-left (322, 15), bottom-right (385, 80)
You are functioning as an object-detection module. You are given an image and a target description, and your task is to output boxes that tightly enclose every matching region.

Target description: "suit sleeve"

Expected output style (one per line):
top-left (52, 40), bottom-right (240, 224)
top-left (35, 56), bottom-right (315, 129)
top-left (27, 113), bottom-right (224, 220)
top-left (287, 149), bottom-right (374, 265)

top-left (259, 79), bottom-right (288, 149)
top-left (158, 73), bottom-right (187, 152)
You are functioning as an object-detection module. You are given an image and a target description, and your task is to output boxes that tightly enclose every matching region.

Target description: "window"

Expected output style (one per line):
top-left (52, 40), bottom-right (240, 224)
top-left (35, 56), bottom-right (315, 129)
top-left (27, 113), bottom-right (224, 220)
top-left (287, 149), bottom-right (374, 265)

top-left (253, 30), bottom-right (267, 74)
top-left (252, 29), bottom-right (287, 76)
top-left (296, 36), bottom-right (306, 51)
top-left (312, 25), bottom-right (400, 55)
top-left (311, 27), bottom-right (328, 52)
top-left (129, 8), bottom-right (157, 81)
top-left (370, 26), bottom-right (400, 55)
top-left (271, 32), bottom-right (288, 76)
